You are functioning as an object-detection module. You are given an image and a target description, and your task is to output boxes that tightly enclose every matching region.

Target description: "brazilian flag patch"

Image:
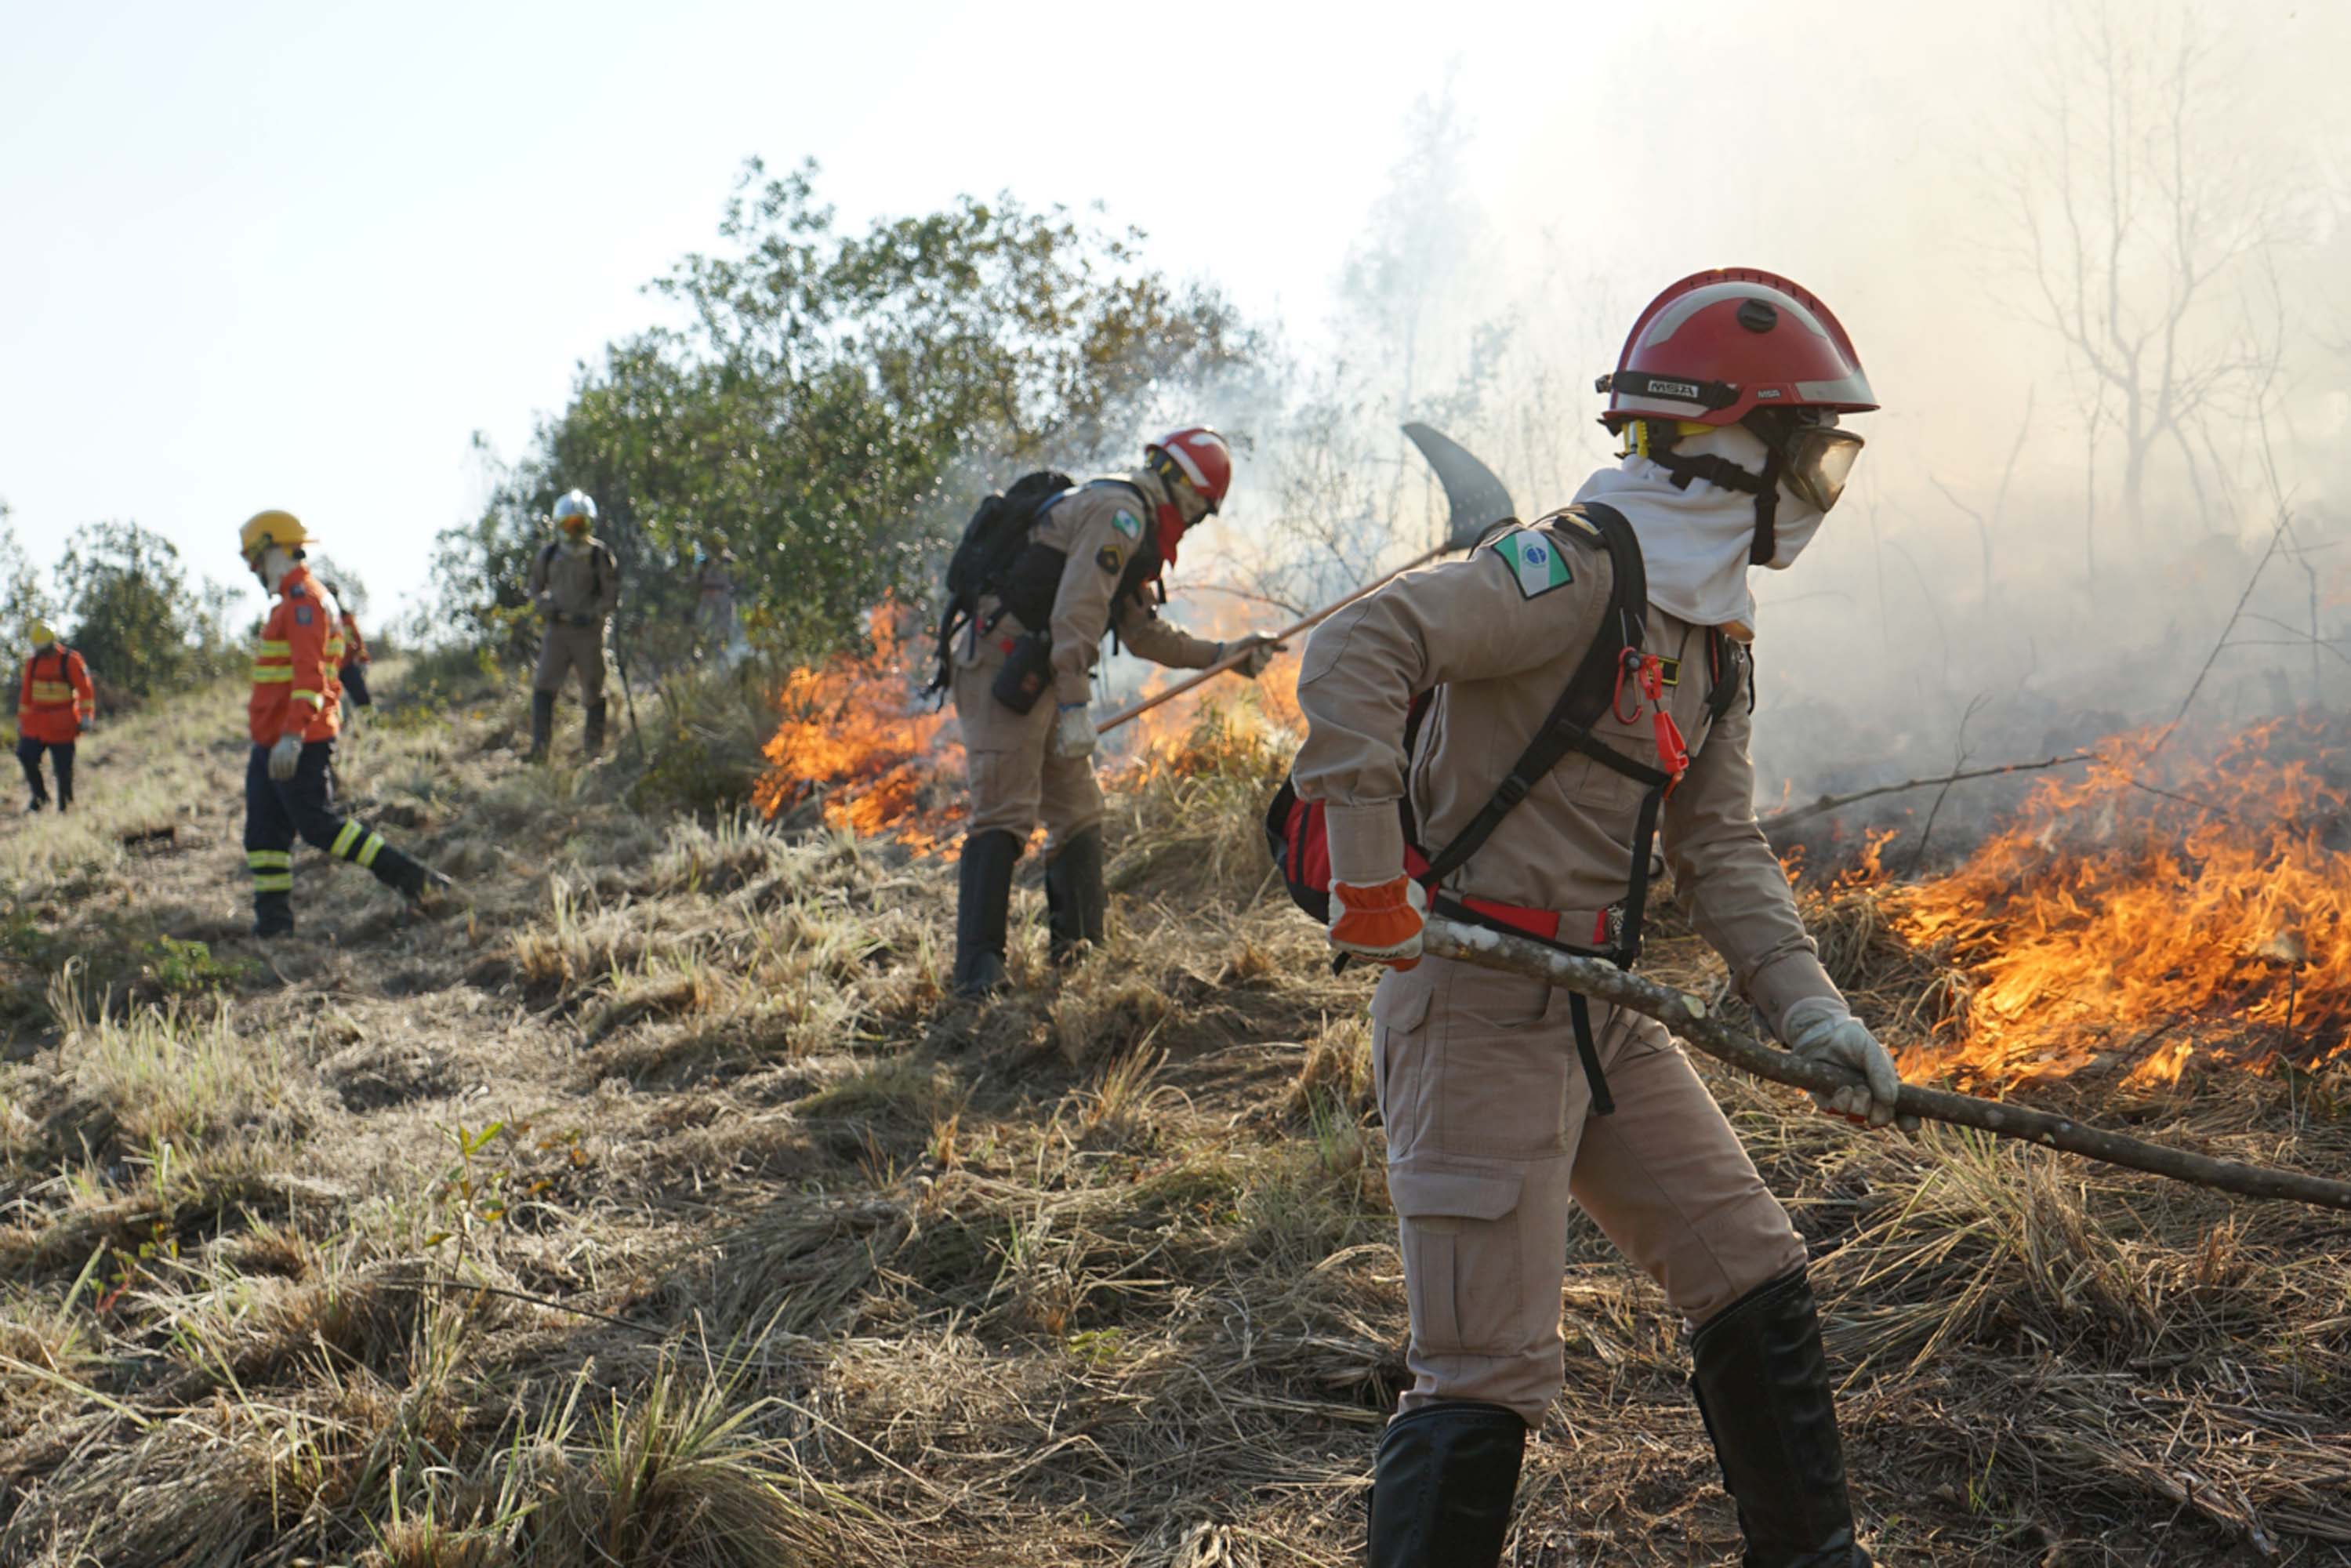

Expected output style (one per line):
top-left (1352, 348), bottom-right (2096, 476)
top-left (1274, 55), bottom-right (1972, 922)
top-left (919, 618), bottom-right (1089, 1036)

top-left (1112, 510), bottom-right (1144, 541)
top-left (1492, 530), bottom-right (1573, 600)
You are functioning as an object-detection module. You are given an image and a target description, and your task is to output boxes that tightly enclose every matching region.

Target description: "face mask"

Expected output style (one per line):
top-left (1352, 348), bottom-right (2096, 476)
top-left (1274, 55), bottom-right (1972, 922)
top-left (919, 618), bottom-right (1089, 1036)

top-left (1622, 416), bottom-right (1854, 566)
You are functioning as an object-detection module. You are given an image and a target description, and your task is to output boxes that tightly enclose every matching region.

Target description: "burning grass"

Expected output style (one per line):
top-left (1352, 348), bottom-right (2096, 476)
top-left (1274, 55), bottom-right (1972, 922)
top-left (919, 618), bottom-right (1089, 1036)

top-left (0, 662), bottom-right (2347, 1563)
top-left (1812, 713), bottom-right (2351, 1091)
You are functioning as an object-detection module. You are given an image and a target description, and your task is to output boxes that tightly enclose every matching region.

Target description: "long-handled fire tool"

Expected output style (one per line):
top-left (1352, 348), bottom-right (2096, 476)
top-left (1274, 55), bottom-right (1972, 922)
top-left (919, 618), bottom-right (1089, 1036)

top-left (609, 620), bottom-right (648, 761)
top-left (1095, 423), bottom-right (1515, 736)
top-left (1421, 916), bottom-right (2351, 1213)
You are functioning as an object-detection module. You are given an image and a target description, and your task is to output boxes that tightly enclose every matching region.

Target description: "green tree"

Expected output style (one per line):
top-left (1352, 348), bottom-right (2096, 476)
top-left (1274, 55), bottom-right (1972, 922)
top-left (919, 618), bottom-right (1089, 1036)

top-left (437, 159), bottom-right (1249, 665)
top-left (56, 521), bottom-right (241, 700)
top-left (0, 504), bottom-right (47, 648)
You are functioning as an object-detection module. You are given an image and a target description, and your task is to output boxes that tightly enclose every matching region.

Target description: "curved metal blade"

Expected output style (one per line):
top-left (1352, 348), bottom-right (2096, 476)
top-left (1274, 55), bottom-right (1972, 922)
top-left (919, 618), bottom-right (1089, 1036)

top-left (1403, 423), bottom-right (1519, 550)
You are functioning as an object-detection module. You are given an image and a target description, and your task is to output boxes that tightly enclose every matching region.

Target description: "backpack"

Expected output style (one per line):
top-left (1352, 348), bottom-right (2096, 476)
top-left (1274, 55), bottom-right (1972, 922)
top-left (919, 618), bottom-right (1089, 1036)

top-left (935, 465), bottom-right (1156, 700)
top-left (537, 539), bottom-right (612, 601)
top-left (926, 470), bottom-right (1080, 696)
top-left (1262, 502), bottom-right (1746, 1111)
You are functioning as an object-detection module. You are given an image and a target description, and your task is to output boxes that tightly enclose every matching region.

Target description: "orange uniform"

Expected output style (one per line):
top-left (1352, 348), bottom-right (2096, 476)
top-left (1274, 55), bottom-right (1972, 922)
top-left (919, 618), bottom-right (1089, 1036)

top-left (337, 610), bottom-right (369, 666)
top-left (18, 645), bottom-right (95, 744)
top-left (249, 564), bottom-right (346, 746)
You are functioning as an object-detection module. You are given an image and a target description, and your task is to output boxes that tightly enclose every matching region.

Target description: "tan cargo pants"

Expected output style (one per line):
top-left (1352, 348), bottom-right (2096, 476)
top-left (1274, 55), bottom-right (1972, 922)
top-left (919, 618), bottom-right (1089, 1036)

top-left (1373, 953), bottom-right (1808, 1428)
top-left (950, 644), bottom-right (1105, 851)
top-left (535, 620), bottom-right (608, 700)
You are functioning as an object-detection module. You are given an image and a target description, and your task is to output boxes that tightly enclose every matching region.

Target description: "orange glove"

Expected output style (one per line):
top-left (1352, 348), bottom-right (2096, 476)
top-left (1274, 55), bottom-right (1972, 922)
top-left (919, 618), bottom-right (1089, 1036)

top-left (1329, 876), bottom-right (1428, 970)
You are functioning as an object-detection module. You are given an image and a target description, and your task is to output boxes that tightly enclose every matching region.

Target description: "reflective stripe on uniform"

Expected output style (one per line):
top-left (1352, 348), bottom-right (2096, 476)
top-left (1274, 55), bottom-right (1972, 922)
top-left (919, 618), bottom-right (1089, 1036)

top-left (252, 873), bottom-right (294, 892)
top-left (325, 637), bottom-right (346, 659)
top-left (247, 849), bottom-right (292, 869)
top-left (252, 666), bottom-right (294, 682)
top-left (291, 689), bottom-right (322, 706)
top-left (355, 833), bottom-right (386, 869)
top-left (29, 681), bottom-right (73, 702)
top-left (330, 822), bottom-right (364, 858)
top-left (256, 640), bottom-right (290, 655)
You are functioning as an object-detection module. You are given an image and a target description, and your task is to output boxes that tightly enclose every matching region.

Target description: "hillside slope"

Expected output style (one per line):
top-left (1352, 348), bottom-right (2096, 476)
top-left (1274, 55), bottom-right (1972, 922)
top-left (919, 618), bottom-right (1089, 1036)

top-left (0, 666), bottom-right (2344, 1566)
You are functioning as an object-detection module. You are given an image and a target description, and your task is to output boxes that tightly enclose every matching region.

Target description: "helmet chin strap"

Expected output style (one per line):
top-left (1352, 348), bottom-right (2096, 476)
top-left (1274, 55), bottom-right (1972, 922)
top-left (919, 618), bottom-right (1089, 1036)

top-left (1632, 421), bottom-right (1785, 567)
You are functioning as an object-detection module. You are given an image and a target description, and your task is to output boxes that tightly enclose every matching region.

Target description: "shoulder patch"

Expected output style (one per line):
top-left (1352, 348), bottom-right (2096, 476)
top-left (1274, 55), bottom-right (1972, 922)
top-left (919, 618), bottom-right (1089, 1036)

top-left (1490, 529), bottom-right (1574, 600)
top-left (295, 605), bottom-right (314, 626)
top-left (1111, 509), bottom-right (1143, 541)
top-left (1095, 544), bottom-right (1125, 575)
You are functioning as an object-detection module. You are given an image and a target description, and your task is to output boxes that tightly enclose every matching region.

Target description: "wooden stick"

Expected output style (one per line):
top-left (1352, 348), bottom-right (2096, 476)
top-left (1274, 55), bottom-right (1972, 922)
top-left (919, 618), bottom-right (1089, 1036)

top-left (1761, 753), bottom-right (2094, 830)
top-left (1419, 916), bottom-right (2351, 1214)
top-left (1094, 543), bottom-right (1449, 735)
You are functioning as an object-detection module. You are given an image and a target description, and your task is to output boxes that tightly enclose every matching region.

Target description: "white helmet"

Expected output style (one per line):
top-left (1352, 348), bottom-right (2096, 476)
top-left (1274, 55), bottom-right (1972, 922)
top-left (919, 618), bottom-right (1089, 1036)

top-left (553, 489), bottom-right (598, 534)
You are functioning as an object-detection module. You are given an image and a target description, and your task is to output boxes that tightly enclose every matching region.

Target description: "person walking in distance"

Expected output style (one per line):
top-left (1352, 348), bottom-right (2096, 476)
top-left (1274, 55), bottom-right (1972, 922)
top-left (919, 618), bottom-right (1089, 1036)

top-left (16, 621), bottom-right (94, 813)
top-left (323, 582), bottom-right (372, 711)
top-left (239, 510), bottom-right (451, 937)
top-left (1293, 270), bottom-right (1909, 1566)
top-left (525, 489), bottom-right (621, 761)
top-left (943, 427), bottom-right (1283, 997)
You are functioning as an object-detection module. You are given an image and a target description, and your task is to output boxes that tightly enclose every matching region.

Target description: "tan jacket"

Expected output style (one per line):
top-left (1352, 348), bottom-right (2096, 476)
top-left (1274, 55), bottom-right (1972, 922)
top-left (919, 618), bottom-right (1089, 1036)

top-left (528, 536), bottom-right (622, 624)
top-left (965, 470), bottom-right (1221, 706)
top-left (1292, 509), bottom-right (1843, 1036)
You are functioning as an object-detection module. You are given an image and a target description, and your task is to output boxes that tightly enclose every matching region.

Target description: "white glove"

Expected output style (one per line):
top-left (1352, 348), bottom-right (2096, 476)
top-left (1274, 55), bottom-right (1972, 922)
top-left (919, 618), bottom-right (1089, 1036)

top-left (1049, 702), bottom-right (1097, 759)
top-left (1219, 635), bottom-right (1286, 678)
top-left (1780, 997), bottom-right (1917, 1131)
top-left (268, 733), bottom-right (304, 782)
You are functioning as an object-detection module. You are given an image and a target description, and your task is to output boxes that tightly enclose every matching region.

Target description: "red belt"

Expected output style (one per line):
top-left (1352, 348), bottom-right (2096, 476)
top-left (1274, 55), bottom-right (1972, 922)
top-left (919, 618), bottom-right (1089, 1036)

top-left (1405, 845), bottom-right (1615, 948)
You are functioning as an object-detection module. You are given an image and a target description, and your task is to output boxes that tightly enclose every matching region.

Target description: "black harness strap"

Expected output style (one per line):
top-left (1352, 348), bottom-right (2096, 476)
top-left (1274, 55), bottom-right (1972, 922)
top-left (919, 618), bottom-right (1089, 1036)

top-left (1405, 503), bottom-right (1750, 1115)
top-left (1417, 503), bottom-right (1651, 889)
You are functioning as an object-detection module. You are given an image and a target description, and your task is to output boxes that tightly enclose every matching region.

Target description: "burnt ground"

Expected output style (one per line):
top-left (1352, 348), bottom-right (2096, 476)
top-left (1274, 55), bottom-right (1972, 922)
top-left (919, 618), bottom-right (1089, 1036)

top-left (0, 660), bottom-right (2344, 1566)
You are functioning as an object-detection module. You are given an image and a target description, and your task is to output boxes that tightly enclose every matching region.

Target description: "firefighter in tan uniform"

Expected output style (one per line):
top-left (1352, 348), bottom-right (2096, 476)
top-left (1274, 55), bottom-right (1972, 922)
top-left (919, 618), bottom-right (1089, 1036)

top-left (949, 427), bottom-right (1279, 996)
top-left (526, 489), bottom-right (622, 761)
top-left (1294, 272), bottom-right (1910, 1567)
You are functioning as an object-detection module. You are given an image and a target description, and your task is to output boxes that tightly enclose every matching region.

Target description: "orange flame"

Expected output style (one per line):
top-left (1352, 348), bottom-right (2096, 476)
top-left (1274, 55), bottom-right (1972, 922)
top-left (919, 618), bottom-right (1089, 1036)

top-left (754, 598), bottom-right (966, 855)
top-left (755, 601), bottom-right (1305, 856)
top-left (1874, 716), bottom-right (2351, 1087)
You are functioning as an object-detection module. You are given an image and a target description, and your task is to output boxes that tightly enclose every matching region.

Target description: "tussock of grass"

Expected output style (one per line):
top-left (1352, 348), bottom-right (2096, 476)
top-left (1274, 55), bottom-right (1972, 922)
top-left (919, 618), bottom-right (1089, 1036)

top-left (0, 665), bottom-right (2344, 1563)
top-left (35, 962), bottom-right (303, 1156)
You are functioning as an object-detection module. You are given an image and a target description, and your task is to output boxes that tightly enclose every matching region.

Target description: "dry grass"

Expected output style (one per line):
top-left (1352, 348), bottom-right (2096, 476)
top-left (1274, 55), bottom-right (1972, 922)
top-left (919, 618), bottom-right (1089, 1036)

top-left (0, 670), bottom-right (2342, 1564)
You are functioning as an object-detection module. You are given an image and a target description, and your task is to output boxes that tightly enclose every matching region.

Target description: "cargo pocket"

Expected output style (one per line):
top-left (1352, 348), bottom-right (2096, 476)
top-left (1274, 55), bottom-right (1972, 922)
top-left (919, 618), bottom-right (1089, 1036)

top-left (1567, 710), bottom-right (1654, 809)
top-left (1389, 1164), bottom-right (1526, 1358)
top-left (1431, 975), bottom-right (1573, 1159)
top-left (1370, 972), bottom-right (1435, 1162)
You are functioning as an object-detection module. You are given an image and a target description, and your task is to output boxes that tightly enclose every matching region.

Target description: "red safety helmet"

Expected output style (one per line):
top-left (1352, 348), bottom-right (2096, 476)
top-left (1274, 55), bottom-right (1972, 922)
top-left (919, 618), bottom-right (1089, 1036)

top-left (1598, 269), bottom-right (1875, 432)
top-left (1147, 426), bottom-right (1235, 514)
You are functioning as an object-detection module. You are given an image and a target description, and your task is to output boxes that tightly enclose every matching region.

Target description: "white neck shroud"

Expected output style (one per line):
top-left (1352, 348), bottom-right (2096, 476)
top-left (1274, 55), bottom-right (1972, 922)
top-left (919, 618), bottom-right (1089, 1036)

top-left (1571, 423), bottom-right (1826, 637)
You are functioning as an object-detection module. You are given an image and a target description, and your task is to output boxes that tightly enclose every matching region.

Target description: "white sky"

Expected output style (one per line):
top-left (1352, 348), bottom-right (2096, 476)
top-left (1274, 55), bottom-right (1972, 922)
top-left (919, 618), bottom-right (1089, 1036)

top-left (0, 0), bottom-right (1469, 617)
top-left (4, 0), bottom-right (2344, 625)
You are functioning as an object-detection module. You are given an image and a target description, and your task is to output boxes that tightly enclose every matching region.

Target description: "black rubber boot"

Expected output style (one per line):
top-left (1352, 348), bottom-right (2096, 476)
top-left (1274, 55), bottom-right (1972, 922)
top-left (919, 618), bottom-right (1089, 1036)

top-left (583, 700), bottom-right (608, 758)
top-left (1366, 1401), bottom-right (1526, 1568)
top-left (526, 691), bottom-right (555, 763)
top-left (369, 844), bottom-right (454, 909)
top-left (252, 891), bottom-right (295, 939)
top-left (1043, 826), bottom-right (1108, 965)
top-left (1690, 1270), bottom-right (1871, 1567)
top-left (952, 829), bottom-right (1021, 999)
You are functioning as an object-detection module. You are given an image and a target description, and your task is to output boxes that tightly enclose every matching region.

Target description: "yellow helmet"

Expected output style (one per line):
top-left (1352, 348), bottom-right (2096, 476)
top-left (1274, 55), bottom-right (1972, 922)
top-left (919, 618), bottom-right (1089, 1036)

top-left (28, 621), bottom-right (55, 648)
top-left (240, 509), bottom-right (310, 561)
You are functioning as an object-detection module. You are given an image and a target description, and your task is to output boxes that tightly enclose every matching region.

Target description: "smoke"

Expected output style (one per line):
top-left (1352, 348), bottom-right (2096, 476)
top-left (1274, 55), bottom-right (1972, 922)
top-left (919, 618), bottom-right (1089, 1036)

top-left (1147, 0), bottom-right (2351, 851)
